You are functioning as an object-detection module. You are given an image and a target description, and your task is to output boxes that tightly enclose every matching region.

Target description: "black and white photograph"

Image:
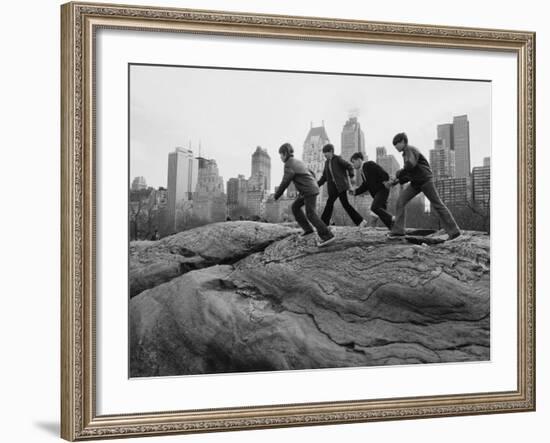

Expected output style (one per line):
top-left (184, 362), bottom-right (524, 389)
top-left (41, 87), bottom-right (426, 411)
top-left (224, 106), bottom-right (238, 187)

top-left (2, 0), bottom-right (545, 440)
top-left (128, 64), bottom-right (491, 378)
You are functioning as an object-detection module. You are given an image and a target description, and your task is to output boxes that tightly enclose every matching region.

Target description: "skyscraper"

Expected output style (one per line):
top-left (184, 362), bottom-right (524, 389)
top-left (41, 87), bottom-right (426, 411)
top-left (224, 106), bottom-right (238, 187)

top-left (472, 157), bottom-right (491, 210)
top-left (434, 177), bottom-right (471, 208)
top-left (430, 138), bottom-right (456, 180)
top-left (453, 115), bottom-right (471, 178)
top-left (432, 115), bottom-right (471, 211)
top-left (303, 123), bottom-right (330, 202)
top-left (251, 146), bottom-right (271, 192)
top-left (194, 157), bottom-right (226, 222)
top-left (437, 123), bottom-right (454, 151)
top-left (166, 147), bottom-right (198, 232)
top-left (375, 146), bottom-right (400, 177)
top-left (340, 116), bottom-right (366, 162)
top-left (246, 185), bottom-right (267, 218)
top-left (195, 157), bottom-right (224, 194)
top-left (376, 146), bottom-right (387, 161)
top-left (227, 175), bottom-right (248, 209)
top-left (246, 147), bottom-right (271, 218)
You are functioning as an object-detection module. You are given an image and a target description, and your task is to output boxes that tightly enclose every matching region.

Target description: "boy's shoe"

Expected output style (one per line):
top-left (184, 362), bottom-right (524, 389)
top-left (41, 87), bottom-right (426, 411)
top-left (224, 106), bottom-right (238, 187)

top-left (317, 232), bottom-right (336, 247)
top-left (358, 219), bottom-right (369, 228)
top-left (301, 230), bottom-right (314, 237)
top-left (447, 231), bottom-right (461, 241)
top-left (387, 232), bottom-right (405, 240)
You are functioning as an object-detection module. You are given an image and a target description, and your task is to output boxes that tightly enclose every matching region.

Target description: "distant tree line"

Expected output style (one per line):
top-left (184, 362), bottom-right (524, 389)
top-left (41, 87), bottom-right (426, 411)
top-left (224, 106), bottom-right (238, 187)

top-left (129, 187), bottom-right (490, 241)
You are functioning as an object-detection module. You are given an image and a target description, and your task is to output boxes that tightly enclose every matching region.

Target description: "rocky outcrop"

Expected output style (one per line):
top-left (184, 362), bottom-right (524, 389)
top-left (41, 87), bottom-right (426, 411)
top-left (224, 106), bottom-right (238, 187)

top-left (130, 223), bottom-right (490, 377)
top-left (129, 221), bottom-right (299, 297)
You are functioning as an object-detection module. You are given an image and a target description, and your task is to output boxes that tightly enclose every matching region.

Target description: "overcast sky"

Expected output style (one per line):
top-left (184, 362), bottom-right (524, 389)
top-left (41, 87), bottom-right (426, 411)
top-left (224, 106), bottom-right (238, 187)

top-left (130, 64), bottom-right (491, 191)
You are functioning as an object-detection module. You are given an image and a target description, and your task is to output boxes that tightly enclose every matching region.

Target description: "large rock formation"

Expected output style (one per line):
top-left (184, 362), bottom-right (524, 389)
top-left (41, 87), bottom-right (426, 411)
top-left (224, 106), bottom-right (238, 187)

top-left (129, 221), bottom-right (299, 297)
top-left (130, 223), bottom-right (490, 377)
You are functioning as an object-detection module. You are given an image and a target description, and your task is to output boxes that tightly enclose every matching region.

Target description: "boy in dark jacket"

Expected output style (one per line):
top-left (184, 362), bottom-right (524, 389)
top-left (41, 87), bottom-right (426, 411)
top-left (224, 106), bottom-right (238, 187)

top-left (317, 144), bottom-right (366, 227)
top-left (274, 143), bottom-right (335, 247)
top-left (389, 132), bottom-right (461, 240)
top-left (350, 152), bottom-right (394, 229)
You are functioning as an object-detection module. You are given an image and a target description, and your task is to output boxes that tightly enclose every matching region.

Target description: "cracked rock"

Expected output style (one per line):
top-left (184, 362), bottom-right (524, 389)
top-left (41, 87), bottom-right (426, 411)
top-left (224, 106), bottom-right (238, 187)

top-left (129, 221), bottom-right (299, 297)
top-left (130, 224), bottom-right (490, 377)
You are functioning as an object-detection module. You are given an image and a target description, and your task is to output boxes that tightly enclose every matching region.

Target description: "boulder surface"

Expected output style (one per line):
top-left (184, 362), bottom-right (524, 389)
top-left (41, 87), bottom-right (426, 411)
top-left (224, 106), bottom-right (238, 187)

top-left (130, 223), bottom-right (490, 377)
top-left (129, 221), bottom-right (299, 297)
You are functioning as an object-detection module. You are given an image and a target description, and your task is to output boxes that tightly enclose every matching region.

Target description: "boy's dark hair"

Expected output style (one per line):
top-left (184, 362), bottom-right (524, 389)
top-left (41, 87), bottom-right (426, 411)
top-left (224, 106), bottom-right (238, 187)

top-left (278, 143), bottom-right (294, 158)
top-left (392, 132), bottom-right (408, 146)
top-left (322, 144), bottom-right (335, 153)
top-left (350, 152), bottom-right (364, 161)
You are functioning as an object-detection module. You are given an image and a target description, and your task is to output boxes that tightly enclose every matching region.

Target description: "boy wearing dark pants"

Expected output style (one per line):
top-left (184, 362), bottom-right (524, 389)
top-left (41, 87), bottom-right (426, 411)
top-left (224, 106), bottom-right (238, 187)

top-left (389, 132), bottom-right (461, 241)
top-left (350, 152), bottom-right (394, 229)
top-left (274, 143), bottom-right (335, 247)
top-left (318, 144), bottom-right (367, 228)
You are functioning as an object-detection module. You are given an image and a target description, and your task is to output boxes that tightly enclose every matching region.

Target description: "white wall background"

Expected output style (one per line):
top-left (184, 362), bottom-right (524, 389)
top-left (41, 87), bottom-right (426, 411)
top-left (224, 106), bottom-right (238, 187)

top-left (0, 1), bottom-right (546, 442)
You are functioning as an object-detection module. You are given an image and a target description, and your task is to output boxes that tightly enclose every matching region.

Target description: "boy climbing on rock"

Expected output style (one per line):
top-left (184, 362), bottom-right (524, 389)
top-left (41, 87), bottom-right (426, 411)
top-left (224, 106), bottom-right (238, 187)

top-left (349, 152), bottom-right (395, 230)
top-left (274, 143), bottom-right (335, 247)
top-left (389, 132), bottom-right (461, 241)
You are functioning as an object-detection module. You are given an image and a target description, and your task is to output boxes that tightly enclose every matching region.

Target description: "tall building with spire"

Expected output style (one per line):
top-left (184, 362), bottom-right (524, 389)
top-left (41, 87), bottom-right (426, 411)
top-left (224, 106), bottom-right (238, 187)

top-left (194, 157), bottom-right (226, 222)
top-left (340, 116), bottom-right (366, 162)
top-left (166, 147), bottom-right (198, 232)
top-left (195, 157), bottom-right (224, 194)
top-left (246, 147), bottom-right (271, 218)
top-left (303, 122), bottom-right (330, 202)
top-left (250, 146), bottom-right (271, 192)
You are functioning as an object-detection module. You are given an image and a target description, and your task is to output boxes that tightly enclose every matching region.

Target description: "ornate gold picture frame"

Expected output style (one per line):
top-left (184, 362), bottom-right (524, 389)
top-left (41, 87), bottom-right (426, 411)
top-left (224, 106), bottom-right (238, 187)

top-left (61, 1), bottom-right (535, 440)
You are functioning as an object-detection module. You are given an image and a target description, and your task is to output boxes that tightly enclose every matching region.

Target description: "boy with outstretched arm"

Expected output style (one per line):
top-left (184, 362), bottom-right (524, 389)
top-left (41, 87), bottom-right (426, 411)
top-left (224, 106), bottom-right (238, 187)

top-left (274, 143), bottom-right (336, 247)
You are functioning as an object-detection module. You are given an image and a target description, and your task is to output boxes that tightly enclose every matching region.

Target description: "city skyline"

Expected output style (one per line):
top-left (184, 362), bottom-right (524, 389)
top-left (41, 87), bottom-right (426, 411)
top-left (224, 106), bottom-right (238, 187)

top-left (132, 117), bottom-right (489, 197)
top-left (130, 65), bottom-right (491, 190)
top-left (130, 135), bottom-right (491, 237)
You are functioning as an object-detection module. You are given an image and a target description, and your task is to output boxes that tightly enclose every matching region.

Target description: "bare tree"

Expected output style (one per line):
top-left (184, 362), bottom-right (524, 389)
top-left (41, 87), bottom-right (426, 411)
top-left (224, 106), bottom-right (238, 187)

top-left (467, 197), bottom-right (490, 233)
top-left (129, 199), bottom-right (143, 241)
top-left (228, 205), bottom-right (251, 220)
top-left (129, 188), bottom-right (154, 240)
top-left (175, 199), bottom-right (210, 232)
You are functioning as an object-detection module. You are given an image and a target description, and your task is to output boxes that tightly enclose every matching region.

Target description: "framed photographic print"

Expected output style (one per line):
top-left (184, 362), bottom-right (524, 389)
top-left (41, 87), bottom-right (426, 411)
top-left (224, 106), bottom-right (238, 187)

top-left (61, 1), bottom-right (536, 440)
